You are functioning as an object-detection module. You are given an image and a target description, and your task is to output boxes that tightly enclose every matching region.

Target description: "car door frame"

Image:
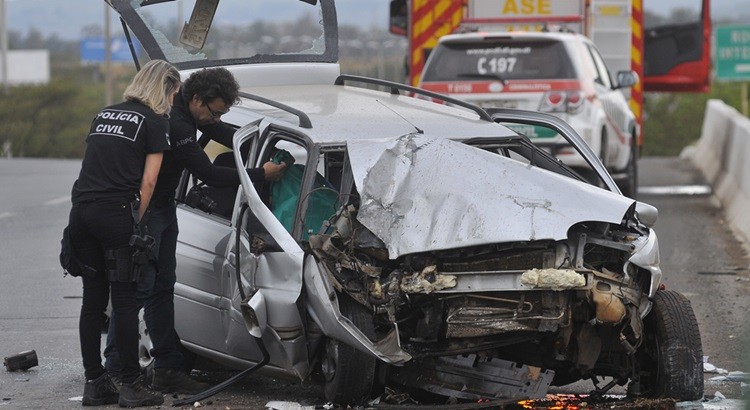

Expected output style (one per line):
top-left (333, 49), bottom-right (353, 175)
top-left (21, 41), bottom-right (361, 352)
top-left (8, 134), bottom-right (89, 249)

top-left (226, 121), bottom-right (315, 379)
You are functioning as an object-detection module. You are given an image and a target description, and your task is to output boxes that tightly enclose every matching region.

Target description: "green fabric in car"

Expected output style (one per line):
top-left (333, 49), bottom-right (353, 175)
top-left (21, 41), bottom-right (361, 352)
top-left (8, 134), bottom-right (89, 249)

top-left (270, 163), bottom-right (339, 240)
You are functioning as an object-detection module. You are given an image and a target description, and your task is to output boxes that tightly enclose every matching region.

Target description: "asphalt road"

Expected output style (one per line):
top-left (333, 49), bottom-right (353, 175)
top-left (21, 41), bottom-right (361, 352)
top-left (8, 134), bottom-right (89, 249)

top-left (0, 157), bottom-right (747, 409)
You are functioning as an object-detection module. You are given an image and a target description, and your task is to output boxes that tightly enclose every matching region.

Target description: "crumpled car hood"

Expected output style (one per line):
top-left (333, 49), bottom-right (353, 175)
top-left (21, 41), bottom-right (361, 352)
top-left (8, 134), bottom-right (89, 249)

top-left (347, 134), bottom-right (636, 258)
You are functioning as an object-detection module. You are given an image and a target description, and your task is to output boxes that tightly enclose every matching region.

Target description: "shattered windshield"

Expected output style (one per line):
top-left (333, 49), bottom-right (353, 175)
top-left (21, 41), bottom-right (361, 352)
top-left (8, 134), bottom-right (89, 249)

top-left (110, 0), bottom-right (336, 68)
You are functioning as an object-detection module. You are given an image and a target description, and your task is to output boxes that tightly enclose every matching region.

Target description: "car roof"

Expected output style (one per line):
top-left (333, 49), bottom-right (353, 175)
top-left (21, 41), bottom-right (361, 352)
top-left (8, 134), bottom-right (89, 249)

top-left (437, 31), bottom-right (586, 44)
top-left (232, 83), bottom-right (515, 144)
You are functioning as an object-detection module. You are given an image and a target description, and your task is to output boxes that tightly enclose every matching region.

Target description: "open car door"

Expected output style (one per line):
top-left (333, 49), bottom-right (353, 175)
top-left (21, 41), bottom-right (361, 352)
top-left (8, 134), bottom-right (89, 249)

top-left (643, 0), bottom-right (711, 92)
top-left (228, 122), bottom-right (310, 378)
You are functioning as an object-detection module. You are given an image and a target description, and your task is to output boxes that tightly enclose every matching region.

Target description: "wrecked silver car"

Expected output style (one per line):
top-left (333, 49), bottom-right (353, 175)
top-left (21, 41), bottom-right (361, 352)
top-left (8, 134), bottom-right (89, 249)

top-left (108, 0), bottom-right (704, 404)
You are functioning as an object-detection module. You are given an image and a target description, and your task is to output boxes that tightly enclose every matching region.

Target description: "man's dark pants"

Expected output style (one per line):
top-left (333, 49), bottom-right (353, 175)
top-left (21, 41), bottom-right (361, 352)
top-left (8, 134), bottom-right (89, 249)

top-left (104, 199), bottom-right (184, 374)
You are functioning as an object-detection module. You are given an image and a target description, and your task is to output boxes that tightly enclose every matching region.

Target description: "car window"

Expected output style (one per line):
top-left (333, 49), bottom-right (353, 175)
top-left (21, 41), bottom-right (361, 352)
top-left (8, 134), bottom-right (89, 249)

top-left (257, 135), bottom-right (343, 241)
top-left (178, 130), bottom-right (241, 221)
top-left (422, 39), bottom-right (575, 82)
top-left (461, 135), bottom-right (583, 182)
top-left (585, 44), bottom-right (613, 89)
top-left (644, 0), bottom-right (703, 30)
top-left (118, 0), bottom-right (331, 67)
top-left (301, 149), bottom-right (343, 239)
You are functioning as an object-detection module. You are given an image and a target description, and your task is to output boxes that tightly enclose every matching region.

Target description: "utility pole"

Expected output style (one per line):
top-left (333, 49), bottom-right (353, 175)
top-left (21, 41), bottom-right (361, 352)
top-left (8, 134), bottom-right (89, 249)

top-left (1, 0), bottom-right (9, 93)
top-left (177, 0), bottom-right (183, 43)
top-left (104, 3), bottom-right (113, 106)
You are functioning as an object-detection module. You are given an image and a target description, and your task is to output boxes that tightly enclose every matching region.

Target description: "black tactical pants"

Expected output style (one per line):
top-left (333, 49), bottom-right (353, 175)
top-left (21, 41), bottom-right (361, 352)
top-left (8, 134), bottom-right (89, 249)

top-left (67, 196), bottom-right (140, 383)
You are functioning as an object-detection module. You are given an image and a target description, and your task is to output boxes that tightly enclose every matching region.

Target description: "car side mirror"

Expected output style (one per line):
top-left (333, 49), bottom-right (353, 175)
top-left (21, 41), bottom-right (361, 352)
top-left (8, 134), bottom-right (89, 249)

top-left (615, 70), bottom-right (638, 89)
top-left (635, 201), bottom-right (658, 228)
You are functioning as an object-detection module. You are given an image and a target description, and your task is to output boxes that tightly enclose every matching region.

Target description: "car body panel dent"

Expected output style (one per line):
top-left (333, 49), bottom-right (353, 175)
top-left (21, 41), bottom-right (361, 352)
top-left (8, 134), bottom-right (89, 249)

top-left (303, 255), bottom-right (413, 364)
top-left (347, 134), bottom-right (635, 258)
top-left (626, 229), bottom-right (662, 300)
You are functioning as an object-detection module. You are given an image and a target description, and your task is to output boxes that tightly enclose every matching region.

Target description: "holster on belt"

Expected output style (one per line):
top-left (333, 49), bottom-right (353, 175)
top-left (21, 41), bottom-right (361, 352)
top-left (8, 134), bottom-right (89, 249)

top-left (105, 247), bottom-right (137, 282)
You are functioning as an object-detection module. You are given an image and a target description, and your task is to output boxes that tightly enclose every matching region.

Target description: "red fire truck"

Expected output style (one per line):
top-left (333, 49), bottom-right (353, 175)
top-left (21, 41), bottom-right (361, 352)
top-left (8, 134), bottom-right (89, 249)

top-left (389, 0), bottom-right (712, 142)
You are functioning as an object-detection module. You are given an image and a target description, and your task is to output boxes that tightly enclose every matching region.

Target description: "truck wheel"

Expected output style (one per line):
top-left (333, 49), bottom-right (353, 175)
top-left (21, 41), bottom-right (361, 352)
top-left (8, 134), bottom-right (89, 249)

top-left (322, 295), bottom-right (377, 405)
top-left (633, 290), bottom-right (703, 400)
top-left (617, 139), bottom-right (638, 199)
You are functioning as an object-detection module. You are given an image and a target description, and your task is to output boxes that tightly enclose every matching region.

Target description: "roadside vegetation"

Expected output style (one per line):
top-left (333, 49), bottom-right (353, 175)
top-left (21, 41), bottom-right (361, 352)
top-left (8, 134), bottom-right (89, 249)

top-left (642, 83), bottom-right (745, 156)
top-left (0, 27), bottom-right (746, 159)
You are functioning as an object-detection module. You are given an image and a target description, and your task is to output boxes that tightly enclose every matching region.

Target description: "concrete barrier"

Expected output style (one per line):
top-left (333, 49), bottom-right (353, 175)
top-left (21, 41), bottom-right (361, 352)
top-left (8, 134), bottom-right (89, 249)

top-left (684, 99), bottom-right (750, 246)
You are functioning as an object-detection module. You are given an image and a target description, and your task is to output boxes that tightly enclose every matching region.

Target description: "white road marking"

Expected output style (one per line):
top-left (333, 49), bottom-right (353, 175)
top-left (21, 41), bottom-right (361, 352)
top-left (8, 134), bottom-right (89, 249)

top-left (0, 212), bottom-right (13, 219)
top-left (44, 196), bottom-right (71, 206)
top-left (638, 185), bottom-right (712, 196)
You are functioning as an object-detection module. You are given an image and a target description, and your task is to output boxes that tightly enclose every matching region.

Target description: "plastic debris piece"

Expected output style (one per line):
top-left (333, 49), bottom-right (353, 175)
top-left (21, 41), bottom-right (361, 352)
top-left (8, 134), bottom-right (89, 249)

top-left (3, 350), bottom-right (38, 371)
top-left (703, 360), bottom-right (728, 374)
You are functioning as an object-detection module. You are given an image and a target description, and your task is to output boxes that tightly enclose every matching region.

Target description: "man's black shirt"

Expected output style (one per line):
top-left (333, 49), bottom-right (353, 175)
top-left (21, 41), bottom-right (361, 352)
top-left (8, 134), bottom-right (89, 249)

top-left (153, 92), bottom-right (264, 198)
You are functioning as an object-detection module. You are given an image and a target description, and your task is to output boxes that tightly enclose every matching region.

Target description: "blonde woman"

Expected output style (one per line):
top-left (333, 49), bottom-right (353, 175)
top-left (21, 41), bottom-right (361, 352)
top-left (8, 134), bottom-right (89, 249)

top-left (65, 59), bottom-right (179, 407)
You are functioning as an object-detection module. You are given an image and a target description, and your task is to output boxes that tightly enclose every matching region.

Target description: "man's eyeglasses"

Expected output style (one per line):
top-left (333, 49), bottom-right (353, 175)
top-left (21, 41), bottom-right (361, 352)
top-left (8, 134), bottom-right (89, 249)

top-left (206, 103), bottom-right (229, 119)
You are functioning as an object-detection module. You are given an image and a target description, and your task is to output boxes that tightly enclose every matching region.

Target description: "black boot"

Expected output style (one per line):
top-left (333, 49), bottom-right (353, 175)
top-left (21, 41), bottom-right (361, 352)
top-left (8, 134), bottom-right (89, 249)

top-left (118, 375), bottom-right (164, 408)
top-left (82, 372), bottom-right (119, 406)
top-left (151, 368), bottom-right (210, 394)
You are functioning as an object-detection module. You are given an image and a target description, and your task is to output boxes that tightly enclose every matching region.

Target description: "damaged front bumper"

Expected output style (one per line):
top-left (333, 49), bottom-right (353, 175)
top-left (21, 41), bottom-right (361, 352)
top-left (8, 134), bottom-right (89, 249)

top-left (303, 173), bottom-right (660, 399)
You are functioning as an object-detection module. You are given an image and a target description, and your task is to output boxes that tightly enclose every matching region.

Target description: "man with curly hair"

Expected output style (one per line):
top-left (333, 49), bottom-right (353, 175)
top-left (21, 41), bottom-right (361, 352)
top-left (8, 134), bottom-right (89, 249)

top-left (104, 67), bottom-right (286, 394)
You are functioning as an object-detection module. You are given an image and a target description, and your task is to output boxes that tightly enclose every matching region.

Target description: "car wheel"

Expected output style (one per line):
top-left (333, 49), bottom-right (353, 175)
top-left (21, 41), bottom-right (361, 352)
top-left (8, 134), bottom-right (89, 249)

top-left (322, 294), bottom-right (377, 405)
top-left (633, 290), bottom-right (703, 400)
top-left (617, 136), bottom-right (638, 199)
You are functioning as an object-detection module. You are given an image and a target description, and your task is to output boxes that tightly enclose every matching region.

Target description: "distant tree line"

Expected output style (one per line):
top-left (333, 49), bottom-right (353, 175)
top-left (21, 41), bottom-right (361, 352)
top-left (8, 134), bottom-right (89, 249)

top-left (0, 20), bottom-right (407, 159)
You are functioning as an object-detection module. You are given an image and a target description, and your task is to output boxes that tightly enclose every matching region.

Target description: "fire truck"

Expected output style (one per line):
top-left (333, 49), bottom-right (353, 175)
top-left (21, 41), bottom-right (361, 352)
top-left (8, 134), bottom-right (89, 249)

top-left (389, 0), bottom-right (712, 147)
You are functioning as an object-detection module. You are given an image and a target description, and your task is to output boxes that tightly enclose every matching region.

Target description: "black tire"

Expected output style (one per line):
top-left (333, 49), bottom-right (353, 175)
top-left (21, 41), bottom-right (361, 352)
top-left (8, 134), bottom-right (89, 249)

top-left (617, 134), bottom-right (638, 199)
top-left (634, 290), bottom-right (703, 400)
top-left (322, 295), bottom-right (377, 405)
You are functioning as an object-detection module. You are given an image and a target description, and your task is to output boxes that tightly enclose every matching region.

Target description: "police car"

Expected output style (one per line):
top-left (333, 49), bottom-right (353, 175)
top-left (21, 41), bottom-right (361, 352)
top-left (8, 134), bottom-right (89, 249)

top-left (419, 31), bottom-right (639, 198)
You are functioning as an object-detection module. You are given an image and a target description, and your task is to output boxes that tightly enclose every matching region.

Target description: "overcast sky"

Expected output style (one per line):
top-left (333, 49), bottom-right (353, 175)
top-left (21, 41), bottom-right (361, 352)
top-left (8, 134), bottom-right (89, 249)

top-left (4, 0), bottom-right (749, 40)
top-left (4, 0), bottom-right (389, 40)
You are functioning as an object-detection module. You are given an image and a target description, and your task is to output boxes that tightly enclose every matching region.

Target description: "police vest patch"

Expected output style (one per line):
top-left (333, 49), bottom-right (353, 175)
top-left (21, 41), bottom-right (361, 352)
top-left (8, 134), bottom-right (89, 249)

top-left (91, 109), bottom-right (145, 142)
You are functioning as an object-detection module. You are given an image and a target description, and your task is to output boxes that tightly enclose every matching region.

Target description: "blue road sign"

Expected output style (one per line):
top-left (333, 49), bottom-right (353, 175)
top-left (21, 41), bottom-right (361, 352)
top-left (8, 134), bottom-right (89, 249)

top-left (80, 37), bottom-right (139, 64)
